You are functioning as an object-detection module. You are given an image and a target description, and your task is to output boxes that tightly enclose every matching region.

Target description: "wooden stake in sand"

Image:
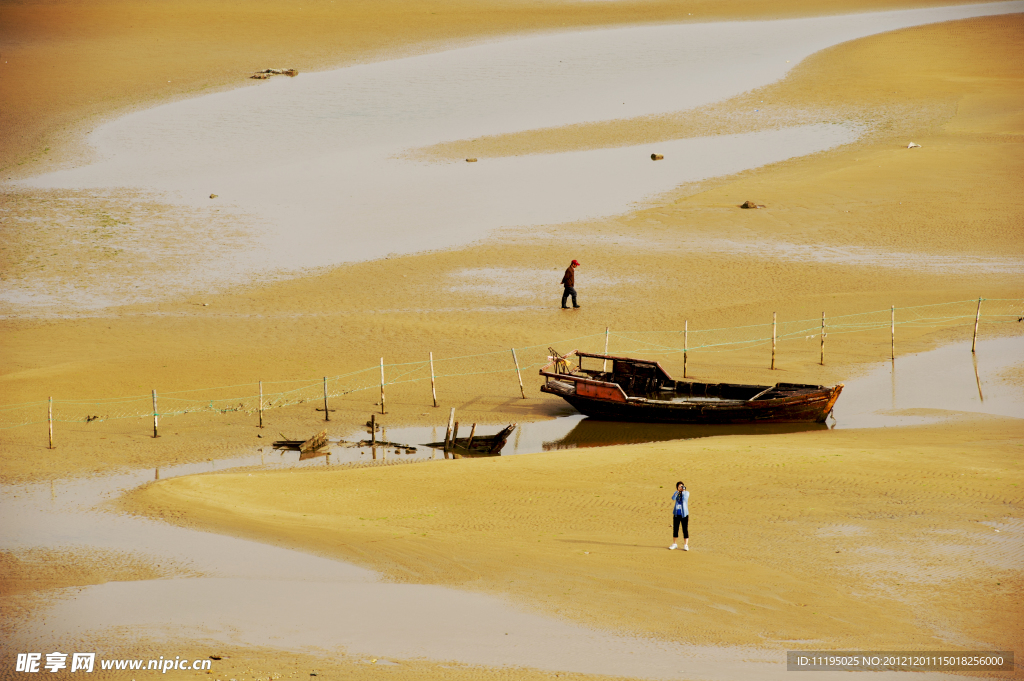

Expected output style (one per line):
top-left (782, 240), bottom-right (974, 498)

top-left (451, 421), bottom-right (460, 450)
top-left (379, 357), bottom-right (386, 414)
top-left (323, 377), bottom-right (330, 422)
top-left (973, 354), bottom-right (984, 402)
top-left (972, 297), bottom-right (982, 353)
top-left (891, 306), bottom-right (896, 361)
top-left (511, 348), bottom-right (526, 399)
top-left (444, 408), bottom-right (455, 449)
top-left (603, 327), bottom-right (609, 372)
top-left (259, 381), bottom-right (264, 428)
top-left (152, 389), bottom-right (159, 438)
top-left (466, 423), bottom-right (477, 450)
top-left (429, 351), bottom-right (437, 407)
top-left (370, 414), bottom-right (376, 446)
top-left (48, 396), bottom-right (54, 449)
top-left (771, 313), bottom-right (777, 370)
top-left (820, 312), bottom-right (826, 366)
top-left (683, 320), bottom-right (688, 379)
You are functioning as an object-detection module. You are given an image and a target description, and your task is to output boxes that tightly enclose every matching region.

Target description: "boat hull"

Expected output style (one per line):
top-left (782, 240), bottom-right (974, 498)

top-left (539, 351), bottom-right (843, 424)
top-left (545, 385), bottom-right (841, 424)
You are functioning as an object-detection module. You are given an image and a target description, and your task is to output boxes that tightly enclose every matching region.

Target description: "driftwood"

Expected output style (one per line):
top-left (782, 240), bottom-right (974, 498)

top-left (251, 68), bottom-right (299, 80)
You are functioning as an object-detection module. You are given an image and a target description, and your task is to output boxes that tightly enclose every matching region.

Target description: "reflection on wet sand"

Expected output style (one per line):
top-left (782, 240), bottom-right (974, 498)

top-left (544, 420), bottom-right (827, 451)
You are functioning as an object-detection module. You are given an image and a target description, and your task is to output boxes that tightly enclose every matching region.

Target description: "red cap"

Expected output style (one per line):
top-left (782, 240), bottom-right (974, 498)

top-left (571, 259), bottom-right (580, 266)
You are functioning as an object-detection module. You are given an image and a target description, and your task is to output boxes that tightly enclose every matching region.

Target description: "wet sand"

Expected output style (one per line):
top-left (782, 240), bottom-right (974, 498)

top-left (124, 419), bottom-right (1023, 663)
top-left (1, 0), bottom-right (1023, 678)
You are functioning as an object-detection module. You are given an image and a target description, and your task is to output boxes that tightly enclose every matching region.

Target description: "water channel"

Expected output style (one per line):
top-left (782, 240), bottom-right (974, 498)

top-left (7, 2), bottom-right (1022, 312)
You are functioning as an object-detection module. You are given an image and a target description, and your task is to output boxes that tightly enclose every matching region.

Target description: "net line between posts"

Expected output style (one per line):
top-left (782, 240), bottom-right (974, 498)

top-left (2, 298), bottom-right (1020, 438)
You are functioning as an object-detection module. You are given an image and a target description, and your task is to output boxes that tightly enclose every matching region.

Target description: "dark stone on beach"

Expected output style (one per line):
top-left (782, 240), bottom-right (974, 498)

top-left (740, 200), bottom-right (765, 209)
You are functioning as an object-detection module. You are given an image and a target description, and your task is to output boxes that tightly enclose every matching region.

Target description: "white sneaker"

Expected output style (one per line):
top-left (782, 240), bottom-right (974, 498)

top-left (683, 545), bottom-right (689, 551)
top-left (668, 544), bottom-right (677, 550)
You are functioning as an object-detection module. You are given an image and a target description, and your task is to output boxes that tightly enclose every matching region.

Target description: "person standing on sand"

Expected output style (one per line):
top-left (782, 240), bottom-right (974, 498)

top-left (561, 259), bottom-right (581, 309)
top-left (669, 481), bottom-right (689, 551)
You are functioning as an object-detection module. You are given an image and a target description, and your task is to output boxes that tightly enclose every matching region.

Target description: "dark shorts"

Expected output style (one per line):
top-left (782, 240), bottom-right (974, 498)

top-left (673, 514), bottom-right (689, 539)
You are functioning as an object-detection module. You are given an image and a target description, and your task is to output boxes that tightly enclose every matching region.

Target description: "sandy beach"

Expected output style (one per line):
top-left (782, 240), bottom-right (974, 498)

top-left (1, 0), bottom-right (1022, 678)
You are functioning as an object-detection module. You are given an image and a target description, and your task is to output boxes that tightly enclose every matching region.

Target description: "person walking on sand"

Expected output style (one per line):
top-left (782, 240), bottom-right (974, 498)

top-left (669, 481), bottom-right (689, 551)
top-left (561, 259), bottom-right (581, 309)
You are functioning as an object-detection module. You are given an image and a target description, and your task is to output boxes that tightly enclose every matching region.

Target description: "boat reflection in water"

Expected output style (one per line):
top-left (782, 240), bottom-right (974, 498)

top-left (541, 419), bottom-right (827, 451)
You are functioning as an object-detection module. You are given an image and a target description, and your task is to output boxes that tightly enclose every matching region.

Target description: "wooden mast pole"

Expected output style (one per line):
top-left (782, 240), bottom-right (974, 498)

top-left (444, 407), bottom-right (455, 450)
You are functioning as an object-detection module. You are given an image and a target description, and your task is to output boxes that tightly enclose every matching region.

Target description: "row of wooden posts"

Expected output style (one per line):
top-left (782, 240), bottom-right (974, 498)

top-left (44, 299), bottom-right (986, 448)
top-left (45, 347), bottom-right (531, 448)
top-left (769, 299), bottom-right (984, 369)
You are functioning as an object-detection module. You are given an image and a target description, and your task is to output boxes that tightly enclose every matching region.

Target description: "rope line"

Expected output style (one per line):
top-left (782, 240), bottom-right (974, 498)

top-left (2, 298), bottom-right (1020, 430)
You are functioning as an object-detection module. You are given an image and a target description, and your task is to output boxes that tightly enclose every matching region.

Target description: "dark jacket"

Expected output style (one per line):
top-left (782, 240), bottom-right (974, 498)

top-left (561, 265), bottom-right (575, 288)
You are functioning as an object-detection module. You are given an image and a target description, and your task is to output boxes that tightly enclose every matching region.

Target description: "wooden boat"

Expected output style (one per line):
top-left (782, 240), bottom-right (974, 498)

top-left (425, 423), bottom-right (517, 457)
top-left (539, 351), bottom-right (842, 424)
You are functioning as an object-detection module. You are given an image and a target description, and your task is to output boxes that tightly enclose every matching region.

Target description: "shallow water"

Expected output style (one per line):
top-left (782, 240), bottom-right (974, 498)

top-left (833, 336), bottom-right (1024, 427)
top-left (690, 238), bottom-right (1024, 275)
top-left (8, 2), bottom-right (1022, 311)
